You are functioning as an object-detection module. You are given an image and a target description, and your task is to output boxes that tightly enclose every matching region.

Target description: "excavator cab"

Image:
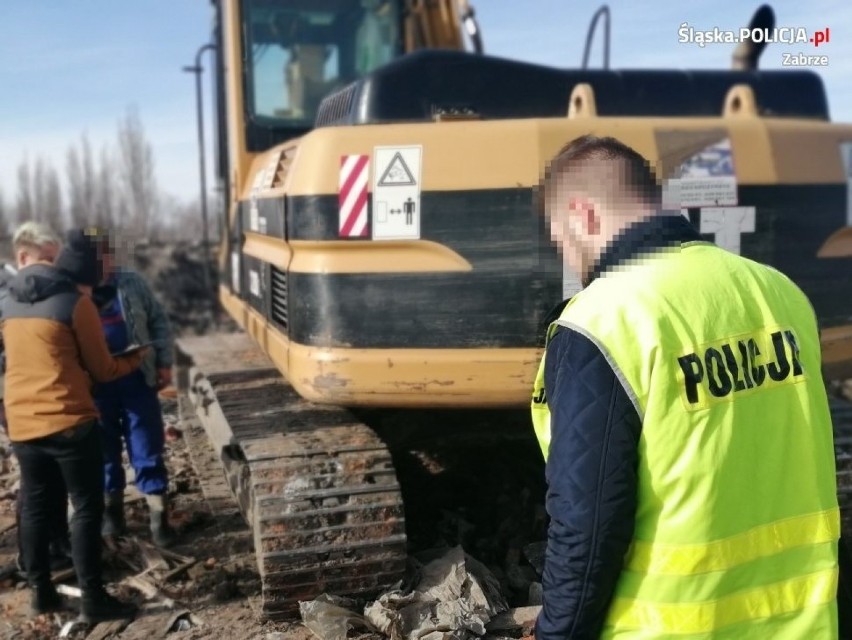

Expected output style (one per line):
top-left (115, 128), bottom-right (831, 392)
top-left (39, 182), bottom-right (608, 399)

top-left (244, 0), bottom-right (402, 126)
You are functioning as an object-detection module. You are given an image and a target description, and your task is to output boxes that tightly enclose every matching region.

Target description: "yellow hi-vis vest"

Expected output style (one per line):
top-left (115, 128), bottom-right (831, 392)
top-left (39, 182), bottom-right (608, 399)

top-left (530, 241), bottom-right (840, 638)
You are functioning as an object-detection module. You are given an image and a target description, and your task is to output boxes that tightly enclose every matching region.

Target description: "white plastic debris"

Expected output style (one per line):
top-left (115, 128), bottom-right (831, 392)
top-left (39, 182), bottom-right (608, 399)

top-left (299, 593), bottom-right (376, 640)
top-left (299, 547), bottom-right (507, 640)
top-left (364, 546), bottom-right (508, 640)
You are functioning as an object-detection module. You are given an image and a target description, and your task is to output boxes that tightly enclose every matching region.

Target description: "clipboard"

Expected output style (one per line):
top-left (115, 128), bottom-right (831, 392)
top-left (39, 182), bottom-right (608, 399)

top-left (110, 341), bottom-right (157, 357)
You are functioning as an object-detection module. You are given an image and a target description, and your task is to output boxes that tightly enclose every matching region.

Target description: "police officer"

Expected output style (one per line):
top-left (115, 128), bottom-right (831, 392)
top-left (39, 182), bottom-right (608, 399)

top-left (531, 136), bottom-right (839, 638)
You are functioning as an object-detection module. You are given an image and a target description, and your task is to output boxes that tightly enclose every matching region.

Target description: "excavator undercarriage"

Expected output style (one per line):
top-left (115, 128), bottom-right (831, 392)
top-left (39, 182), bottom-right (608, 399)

top-left (177, 334), bottom-right (406, 618)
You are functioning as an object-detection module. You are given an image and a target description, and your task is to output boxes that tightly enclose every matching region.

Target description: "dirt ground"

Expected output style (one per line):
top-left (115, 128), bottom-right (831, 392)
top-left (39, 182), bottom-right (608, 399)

top-left (0, 395), bottom-right (316, 640)
top-left (0, 394), bottom-right (548, 640)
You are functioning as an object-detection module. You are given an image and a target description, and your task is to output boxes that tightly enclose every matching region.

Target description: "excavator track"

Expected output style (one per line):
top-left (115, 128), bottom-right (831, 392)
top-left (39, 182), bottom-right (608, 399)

top-left (176, 334), bottom-right (407, 619)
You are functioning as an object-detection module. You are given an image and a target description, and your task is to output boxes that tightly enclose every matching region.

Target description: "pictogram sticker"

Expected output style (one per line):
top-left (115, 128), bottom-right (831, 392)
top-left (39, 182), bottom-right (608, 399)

top-left (373, 146), bottom-right (422, 240)
top-left (377, 152), bottom-right (417, 186)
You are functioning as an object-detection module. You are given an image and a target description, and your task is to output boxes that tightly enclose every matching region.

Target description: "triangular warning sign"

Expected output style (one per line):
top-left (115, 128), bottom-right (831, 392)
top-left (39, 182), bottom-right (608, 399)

top-left (378, 152), bottom-right (416, 186)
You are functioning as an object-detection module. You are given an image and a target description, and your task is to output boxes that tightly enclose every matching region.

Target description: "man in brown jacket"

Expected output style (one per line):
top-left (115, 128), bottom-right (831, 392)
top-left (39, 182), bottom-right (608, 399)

top-left (1, 223), bottom-right (73, 576)
top-left (2, 228), bottom-right (144, 622)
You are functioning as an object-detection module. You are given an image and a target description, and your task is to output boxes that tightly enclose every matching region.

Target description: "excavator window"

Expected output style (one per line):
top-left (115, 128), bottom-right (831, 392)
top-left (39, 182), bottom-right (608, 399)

top-left (243, 0), bottom-right (402, 126)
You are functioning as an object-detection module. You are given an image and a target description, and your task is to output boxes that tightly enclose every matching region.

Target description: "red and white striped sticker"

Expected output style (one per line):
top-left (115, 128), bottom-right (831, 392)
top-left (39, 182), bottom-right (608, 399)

top-left (339, 155), bottom-right (369, 237)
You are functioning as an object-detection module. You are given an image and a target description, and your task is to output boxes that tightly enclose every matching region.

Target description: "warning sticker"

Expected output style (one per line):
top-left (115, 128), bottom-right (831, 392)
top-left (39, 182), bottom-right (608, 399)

top-left (372, 146), bottom-right (422, 240)
top-left (663, 138), bottom-right (738, 208)
top-left (339, 155), bottom-right (370, 238)
top-left (378, 152), bottom-right (417, 186)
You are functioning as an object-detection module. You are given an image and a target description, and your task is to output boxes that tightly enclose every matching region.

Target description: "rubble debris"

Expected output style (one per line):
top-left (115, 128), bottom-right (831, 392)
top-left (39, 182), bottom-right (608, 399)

top-left (299, 594), bottom-right (376, 640)
top-left (165, 609), bottom-right (204, 633)
top-left (521, 542), bottom-right (546, 576)
top-left (484, 606), bottom-right (540, 636)
top-left (300, 547), bottom-right (508, 640)
top-left (59, 619), bottom-right (89, 638)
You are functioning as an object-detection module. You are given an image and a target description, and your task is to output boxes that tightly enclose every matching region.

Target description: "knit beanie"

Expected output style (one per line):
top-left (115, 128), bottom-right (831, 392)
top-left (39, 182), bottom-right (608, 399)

top-left (55, 229), bottom-right (102, 287)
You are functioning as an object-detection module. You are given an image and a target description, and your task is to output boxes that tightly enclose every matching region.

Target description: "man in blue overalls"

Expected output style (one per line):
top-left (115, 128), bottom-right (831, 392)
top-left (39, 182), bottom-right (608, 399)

top-left (88, 229), bottom-right (175, 547)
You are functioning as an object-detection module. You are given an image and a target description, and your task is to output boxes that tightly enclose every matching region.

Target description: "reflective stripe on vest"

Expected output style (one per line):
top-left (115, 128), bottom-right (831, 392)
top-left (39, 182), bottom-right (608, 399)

top-left (531, 241), bottom-right (839, 638)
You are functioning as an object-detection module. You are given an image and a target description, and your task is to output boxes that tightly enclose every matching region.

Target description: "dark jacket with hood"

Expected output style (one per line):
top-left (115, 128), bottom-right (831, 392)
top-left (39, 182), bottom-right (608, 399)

top-left (0, 262), bottom-right (142, 442)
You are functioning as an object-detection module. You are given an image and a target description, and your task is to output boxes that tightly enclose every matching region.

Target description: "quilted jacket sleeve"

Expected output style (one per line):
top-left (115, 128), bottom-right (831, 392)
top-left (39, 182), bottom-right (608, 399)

top-left (535, 327), bottom-right (642, 640)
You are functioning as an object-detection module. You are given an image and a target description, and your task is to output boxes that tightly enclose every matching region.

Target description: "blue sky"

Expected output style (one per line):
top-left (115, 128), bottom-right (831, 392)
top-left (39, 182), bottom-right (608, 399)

top-left (1, 0), bottom-right (849, 205)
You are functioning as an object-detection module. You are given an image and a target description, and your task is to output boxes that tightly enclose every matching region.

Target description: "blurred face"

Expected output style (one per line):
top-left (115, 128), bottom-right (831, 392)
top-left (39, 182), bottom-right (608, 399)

top-left (99, 249), bottom-right (115, 282)
top-left (16, 242), bottom-right (60, 268)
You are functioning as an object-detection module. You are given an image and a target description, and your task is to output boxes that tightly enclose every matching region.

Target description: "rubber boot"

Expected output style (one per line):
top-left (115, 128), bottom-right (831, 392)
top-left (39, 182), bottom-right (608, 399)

top-left (80, 587), bottom-right (137, 624)
top-left (146, 494), bottom-right (175, 548)
top-left (102, 491), bottom-right (126, 538)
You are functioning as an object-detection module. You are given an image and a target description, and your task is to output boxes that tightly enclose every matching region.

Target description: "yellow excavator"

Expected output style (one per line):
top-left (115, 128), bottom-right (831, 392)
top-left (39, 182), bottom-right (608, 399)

top-left (180, 0), bottom-right (852, 618)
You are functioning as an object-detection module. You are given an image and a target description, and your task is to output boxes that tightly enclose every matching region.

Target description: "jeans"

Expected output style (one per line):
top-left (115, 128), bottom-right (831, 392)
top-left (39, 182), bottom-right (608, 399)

top-left (12, 420), bottom-right (105, 591)
top-left (16, 461), bottom-right (70, 569)
top-left (95, 371), bottom-right (168, 495)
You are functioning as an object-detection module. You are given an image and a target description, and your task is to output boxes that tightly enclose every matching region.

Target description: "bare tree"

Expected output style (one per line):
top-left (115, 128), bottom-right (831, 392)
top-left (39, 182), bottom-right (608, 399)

top-left (24, 158), bottom-right (63, 231)
top-left (0, 187), bottom-right (9, 238)
top-left (32, 159), bottom-right (45, 223)
top-left (66, 134), bottom-right (97, 227)
top-left (158, 196), bottom-right (204, 241)
top-left (117, 107), bottom-right (158, 237)
top-left (93, 145), bottom-right (118, 229)
top-left (43, 163), bottom-right (64, 231)
top-left (15, 160), bottom-right (33, 223)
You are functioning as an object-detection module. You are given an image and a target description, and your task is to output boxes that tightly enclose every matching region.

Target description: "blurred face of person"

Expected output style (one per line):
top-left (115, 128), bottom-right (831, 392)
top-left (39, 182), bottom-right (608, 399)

top-left (99, 249), bottom-right (115, 283)
top-left (16, 242), bottom-right (60, 269)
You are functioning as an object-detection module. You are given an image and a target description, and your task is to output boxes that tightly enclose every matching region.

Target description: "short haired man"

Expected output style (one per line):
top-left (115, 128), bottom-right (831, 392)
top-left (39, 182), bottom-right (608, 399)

top-left (0, 223), bottom-right (71, 575)
top-left (531, 136), bottom-right (839, 637)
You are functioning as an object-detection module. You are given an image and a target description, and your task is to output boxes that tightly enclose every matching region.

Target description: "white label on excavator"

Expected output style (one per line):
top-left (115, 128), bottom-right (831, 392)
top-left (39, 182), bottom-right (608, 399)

top-left (249, 169), bottom-right (264, 232)
top-left (249, 204), bottom-right (259, 232)
top-left (841, 142), bottom-right (852, 225)
top-left (263, 154), bottom-right (278, 190)
top-left (698, 207), bottom-right (756, 255)
top-left (231, 252), bottom-right (240, 293)
top-left (249, 269), bottom-right (260, 297)
top-left (372, 146), bottom-right (422, 240)
top-left (663, 138), bottom-right (738, 209)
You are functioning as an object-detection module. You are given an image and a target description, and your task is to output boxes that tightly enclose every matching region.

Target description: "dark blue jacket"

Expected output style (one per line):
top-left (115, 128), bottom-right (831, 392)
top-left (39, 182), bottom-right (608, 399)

top-left (536, 215), bottom-right (702, 639)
